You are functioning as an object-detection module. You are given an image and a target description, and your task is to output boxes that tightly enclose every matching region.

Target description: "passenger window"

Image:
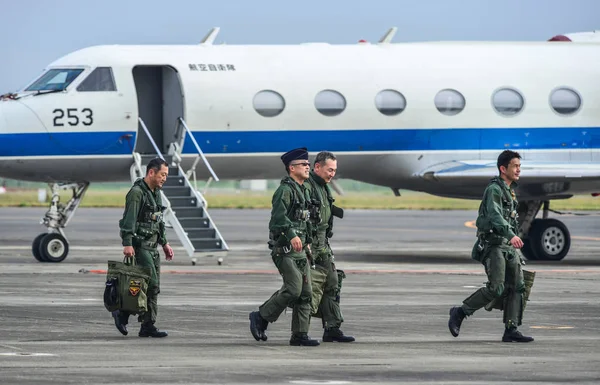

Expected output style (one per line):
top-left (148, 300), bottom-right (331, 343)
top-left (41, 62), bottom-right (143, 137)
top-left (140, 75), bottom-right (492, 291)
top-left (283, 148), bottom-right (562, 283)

top-left (375, 90), bottom-right (406, 116)
top-left (492, 88), bottom-right (524, 116)
top-left (253, 90), bottom-right (285, 117)
top-left (434, 89), bottom-right (465, 116)
top-left (77, 67), bottom-right (117, 92)
top-left (315, 90), bottom-right (346, 116)
top-left (550, 88), bottom-right (581, 115)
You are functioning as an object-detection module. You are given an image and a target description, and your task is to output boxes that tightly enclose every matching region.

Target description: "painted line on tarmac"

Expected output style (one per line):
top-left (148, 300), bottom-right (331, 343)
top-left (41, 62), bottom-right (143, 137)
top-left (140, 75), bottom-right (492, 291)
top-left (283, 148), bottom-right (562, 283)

top-left (530, 325), bottom-right (574, 330)
top-left (82, 268), bottom-right (600, 275)
top-left (0, 352), bottom-right (56, 357)
top-left (464, 220), bottom-right (600, 241)
top-left (572, 235), bottom-right (600, 241)
top-left (0, 344), bottom-right (24, 352)
top-left (0, 246), bottom-right (124, 251)
top-left (290, 381), bottom-right (351, 385)
top-left (464, 220), bottom-right (476, 229)
top-left (0, 245), bottom-right (478, 253)
top-left (85, 268), bottom-right (484, 275)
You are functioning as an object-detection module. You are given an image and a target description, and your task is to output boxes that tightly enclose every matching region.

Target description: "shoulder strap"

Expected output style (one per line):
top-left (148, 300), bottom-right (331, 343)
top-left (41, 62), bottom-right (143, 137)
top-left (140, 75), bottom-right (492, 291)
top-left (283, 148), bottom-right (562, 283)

top-left (307, 175), bottom-right (323, 202)
top-left (281, 179), bottom-right (300, 217)
top-left (324, 184), bottom-right (333, 203)
top-left (491, 178), bottom-right (513, 204)
top-left (128, 185), bottom-right (147, 222)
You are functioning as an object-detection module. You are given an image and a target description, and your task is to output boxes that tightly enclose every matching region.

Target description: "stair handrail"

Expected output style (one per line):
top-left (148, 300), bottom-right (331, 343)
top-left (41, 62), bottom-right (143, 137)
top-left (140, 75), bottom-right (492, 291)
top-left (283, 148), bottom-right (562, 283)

top-left (132, 151), bottom-right (144, 181)
top-left (134, 117), bottom-right (228, 257)
top-left (178, 117), bottom-right (219, 182)
top-left (138, 118), bottom-right (165, 161)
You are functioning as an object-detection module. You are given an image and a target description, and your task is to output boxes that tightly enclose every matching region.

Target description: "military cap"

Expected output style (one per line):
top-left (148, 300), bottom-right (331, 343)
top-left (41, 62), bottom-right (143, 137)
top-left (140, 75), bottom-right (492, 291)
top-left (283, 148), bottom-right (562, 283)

top-left (280, 147), bottom-right (308, 166)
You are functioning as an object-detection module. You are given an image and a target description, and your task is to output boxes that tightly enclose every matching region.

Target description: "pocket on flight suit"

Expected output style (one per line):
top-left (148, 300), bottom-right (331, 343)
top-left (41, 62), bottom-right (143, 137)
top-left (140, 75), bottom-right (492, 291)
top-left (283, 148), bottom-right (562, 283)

top-left (272, 253), bottom-right (283, 272)
top-left (294, 257), bottom-right (307, 270)
top-left (310, 266), bottom-right (328, 316)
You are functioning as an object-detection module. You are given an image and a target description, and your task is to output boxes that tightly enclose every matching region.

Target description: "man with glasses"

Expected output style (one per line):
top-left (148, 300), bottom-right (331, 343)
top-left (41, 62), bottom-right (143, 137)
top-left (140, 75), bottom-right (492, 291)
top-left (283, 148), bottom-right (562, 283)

top-left (249, 147), bottom-right (320, 346)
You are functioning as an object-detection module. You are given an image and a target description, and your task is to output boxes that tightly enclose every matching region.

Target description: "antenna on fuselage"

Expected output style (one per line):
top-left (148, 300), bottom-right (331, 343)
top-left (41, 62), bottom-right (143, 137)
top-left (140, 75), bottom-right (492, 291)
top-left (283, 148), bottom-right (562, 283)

top-left (200, 27), bottom-right (220, 45)
top-left (378, 27), bottom-right (397, 43)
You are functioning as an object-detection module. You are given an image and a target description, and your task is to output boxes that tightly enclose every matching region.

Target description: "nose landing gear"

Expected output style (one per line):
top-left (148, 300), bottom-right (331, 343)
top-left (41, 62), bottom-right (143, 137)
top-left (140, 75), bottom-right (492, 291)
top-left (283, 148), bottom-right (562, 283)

top-left (32, 182), bottom-right (89, 262)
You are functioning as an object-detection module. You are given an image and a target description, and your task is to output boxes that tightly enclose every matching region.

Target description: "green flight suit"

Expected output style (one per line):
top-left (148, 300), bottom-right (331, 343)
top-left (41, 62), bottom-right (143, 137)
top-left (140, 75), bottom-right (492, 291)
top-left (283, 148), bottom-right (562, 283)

top-left (259, 176), bottom-right (313, 334)
top-left (463, 177), bottom-right (526, 328)
top-left (118, 178), bottom-right (168, 326)
top-left (305, 171), bottom-right (344, 329)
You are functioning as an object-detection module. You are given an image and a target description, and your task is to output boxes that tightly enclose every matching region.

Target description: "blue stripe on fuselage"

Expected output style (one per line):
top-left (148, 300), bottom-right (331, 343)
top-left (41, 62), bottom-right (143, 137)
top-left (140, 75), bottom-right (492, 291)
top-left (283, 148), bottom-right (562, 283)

top-left (187, 127), bottom-right (599, 154)
top-left (0, 127), bottom-right (598, 157)
top-left (0, 131), bottom-right (136, 156)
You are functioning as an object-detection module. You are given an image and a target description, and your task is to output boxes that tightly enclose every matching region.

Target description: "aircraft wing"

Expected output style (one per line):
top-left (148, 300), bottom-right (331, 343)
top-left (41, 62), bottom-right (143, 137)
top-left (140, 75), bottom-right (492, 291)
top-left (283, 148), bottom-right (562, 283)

top-left (418, 160), bottom-right (600, 181)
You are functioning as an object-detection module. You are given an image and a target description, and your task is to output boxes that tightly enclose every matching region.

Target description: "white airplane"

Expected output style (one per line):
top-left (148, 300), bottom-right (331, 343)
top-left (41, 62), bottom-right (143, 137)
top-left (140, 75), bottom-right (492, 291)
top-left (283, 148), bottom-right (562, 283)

top-left (1, 27), bottom-right (599, 263)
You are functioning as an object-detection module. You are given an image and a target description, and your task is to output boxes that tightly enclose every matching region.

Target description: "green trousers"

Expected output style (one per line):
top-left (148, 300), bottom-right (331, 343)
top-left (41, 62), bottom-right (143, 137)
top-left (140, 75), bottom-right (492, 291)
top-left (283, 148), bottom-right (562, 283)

top-left (311, 245), bottom-right (344, 328)
top-left (120, 247), bottom-right (160, 326)
top-left (462, 245), bottom-right (525, 328)
top-left (259, 251), bottom-right (312, 334)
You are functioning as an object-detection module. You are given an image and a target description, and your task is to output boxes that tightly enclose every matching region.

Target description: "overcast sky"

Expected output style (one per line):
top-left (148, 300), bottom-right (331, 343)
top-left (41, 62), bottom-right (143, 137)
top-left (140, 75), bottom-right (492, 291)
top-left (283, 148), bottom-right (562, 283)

top-left (1, 0), bottom-right (598, 92)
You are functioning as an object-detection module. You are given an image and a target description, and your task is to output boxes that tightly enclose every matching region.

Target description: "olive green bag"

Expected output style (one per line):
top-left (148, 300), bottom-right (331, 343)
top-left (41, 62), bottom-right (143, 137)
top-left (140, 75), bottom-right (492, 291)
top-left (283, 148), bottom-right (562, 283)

top-left (104, 256), bottom-right (151, 315)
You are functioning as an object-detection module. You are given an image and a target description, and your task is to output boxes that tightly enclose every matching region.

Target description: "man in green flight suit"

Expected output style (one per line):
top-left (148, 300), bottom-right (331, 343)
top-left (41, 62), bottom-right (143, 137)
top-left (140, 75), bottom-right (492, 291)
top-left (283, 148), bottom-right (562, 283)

top-left (112, 157), bottom-right (174, 338)
top-left (448, 150), bottom-right (534, 343)
top-left (249, 147), bottom-right (320, 346)
top-left (305, 151), bottom-right (355, 343)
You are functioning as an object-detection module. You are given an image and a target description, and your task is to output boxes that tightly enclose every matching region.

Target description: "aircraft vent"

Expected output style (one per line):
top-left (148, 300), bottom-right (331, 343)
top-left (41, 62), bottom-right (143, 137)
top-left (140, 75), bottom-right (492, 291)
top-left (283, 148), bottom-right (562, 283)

top-left (548, 35), bottom-right (571, 42)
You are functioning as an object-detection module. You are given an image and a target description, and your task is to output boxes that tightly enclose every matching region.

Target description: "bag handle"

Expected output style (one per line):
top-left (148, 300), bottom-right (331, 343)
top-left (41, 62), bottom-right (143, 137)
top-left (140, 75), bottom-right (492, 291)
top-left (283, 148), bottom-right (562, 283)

top-left (123, 256), bottom-right (136, 266)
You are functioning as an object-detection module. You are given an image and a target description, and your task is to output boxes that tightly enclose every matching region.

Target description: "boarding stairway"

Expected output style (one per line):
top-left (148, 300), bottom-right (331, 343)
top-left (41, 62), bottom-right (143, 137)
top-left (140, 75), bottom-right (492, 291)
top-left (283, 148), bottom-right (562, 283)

top-left (130, 117), bottom-right (228, 265)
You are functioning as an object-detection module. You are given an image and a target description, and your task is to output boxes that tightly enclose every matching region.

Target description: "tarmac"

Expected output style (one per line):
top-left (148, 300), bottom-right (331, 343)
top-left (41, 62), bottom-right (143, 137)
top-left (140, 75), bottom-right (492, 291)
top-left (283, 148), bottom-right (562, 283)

top-left (1, 207), bottom-right (600, 384)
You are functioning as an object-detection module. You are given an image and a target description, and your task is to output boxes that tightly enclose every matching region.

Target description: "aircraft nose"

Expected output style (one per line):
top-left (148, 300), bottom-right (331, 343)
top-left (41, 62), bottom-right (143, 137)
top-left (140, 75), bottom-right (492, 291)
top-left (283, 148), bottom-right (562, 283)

top-left (1, 98), bottom-right (46, 134)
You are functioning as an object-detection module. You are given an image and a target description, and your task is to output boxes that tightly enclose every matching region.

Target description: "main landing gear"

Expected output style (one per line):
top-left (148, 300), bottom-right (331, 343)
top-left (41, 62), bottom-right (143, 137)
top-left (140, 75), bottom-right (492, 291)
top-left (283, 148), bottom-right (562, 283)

top-left (32, 182), bottom-right (89, 263)
top-left (518, 200), bottom-right (571, 261)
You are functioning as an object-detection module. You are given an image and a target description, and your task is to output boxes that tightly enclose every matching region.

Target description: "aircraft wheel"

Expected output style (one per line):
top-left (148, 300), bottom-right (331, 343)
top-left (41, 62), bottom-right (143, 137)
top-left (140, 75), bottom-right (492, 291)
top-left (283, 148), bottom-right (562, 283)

top-left (529, 219), bottom-right (571, 261)
top-left (39, 233), bottom-right (69, 263)
top-left (520, 239), bottom-right (538, 261)
top-left (32, 233), bottom-right (48, 262)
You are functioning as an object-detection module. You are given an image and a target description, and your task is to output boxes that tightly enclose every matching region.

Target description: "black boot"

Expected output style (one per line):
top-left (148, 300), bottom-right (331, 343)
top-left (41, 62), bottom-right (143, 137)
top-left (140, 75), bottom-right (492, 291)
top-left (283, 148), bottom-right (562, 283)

top-left (111, 310), bottom-right (128, 336)
top-left (502, 328), bottom-right (534, 343)
top-left (249, 311), bottom-right (268, 341)
top-left (323, 327), bottom-right (355, 342)
top-left (139, 323), bottom-right (168, 338)
top-left (448, 306), bottom-right (466, 337)
top-left (290, 333), bottom-right (320, 346)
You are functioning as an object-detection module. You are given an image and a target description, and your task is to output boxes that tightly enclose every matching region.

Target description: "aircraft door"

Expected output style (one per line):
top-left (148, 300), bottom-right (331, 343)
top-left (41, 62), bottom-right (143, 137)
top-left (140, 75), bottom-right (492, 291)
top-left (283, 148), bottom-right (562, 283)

top-left (161, 67), bottom-right (185, 150)
top-left (132, 66), bottom-right (184, 155)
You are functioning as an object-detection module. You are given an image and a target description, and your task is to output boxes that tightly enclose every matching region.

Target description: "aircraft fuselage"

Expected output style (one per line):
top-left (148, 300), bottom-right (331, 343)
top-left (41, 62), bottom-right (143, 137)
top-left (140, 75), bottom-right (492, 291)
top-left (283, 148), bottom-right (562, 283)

top-left (0, 40), bottom-right (599, 201)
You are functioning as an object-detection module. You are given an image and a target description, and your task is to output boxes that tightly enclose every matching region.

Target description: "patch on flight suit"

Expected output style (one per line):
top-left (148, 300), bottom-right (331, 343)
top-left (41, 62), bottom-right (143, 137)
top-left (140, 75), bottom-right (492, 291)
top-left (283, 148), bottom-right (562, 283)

top-left (129, 279), bottom-right (142, 296)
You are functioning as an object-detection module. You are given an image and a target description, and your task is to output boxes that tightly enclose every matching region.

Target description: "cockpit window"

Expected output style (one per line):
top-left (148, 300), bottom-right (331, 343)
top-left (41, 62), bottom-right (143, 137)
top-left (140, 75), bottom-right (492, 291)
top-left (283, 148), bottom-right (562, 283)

top-left (25, 68), bottom-right (84, 91)
top-left (77, 67), bottom-right (117, 92)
